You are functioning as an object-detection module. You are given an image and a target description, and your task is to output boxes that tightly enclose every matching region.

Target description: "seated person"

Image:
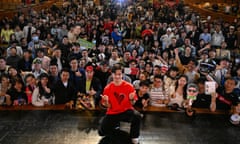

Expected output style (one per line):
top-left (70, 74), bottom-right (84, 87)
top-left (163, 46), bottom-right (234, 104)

top-left (134, 80), bottom-right (150, 110)
top-left (32, 73), bottom-right (53, 107)
top-left (6, 78), bottom-right (27, 106)
top-left (53, 68), bottom-right (77, 109)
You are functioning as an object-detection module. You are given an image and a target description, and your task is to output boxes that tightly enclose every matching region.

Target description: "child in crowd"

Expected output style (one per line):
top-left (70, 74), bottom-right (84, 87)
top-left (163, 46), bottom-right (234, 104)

top-left (134, 80), bottom-right (150, 111)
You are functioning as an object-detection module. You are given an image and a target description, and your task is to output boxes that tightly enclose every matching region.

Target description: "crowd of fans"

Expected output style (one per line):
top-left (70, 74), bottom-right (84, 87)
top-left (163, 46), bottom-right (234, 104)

top-left (0, 0), bottom-right (240, 122)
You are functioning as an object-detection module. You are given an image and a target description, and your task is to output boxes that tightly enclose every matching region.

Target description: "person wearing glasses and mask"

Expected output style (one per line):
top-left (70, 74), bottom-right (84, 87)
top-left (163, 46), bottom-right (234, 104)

top-left (184, 83), bottom-right (199, 117)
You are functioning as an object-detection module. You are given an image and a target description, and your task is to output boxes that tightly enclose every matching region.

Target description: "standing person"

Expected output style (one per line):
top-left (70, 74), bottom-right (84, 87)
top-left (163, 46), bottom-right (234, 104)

top-left (78, 65), bottom-right (102, 106)
top-left (53, 68), bottom-right (76, 108)
top-left (99, 64), bottom-right (142, 144)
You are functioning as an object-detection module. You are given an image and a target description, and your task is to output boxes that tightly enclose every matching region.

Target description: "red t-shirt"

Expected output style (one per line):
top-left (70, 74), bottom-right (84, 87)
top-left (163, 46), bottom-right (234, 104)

top-left (103, 81), bottom-right (137, 115)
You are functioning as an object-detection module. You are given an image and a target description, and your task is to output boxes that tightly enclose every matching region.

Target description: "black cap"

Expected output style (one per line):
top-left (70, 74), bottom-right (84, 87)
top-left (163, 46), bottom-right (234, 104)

top-left (100, 60), bottom-right (109, 65)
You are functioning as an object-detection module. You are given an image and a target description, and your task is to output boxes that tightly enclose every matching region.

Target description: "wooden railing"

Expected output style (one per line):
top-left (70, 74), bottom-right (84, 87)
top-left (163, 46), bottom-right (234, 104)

top-left (0, 1), bottom-right (58, 20)
top-left (184, 0), bottom-right (237, 22)
top-left (0, 104), bottom-right (229, 115)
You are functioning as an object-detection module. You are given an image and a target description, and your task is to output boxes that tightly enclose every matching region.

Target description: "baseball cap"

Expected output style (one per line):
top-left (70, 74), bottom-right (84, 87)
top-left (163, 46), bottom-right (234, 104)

top-left (229, 26), bottom-right (235, 29)
top-left (100, 60), bottom-right (109, 65)
top-left (161, 65), bottom-right (168, 73)
top-left (86, 65), bottom-right (94, 72)
top-left (202, 50), bottom-right (208, 55)
top-left (33, 58), bottom-right (42, 64)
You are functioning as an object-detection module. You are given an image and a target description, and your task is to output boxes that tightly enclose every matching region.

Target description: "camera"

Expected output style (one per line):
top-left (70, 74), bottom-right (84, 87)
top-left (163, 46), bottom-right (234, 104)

top-left (199, 59), bottom-right (216, 73)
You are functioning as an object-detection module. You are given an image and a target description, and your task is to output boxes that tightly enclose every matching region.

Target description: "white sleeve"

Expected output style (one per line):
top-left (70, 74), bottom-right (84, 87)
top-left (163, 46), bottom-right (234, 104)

top-left (32, 87), bottom-right (44, 107)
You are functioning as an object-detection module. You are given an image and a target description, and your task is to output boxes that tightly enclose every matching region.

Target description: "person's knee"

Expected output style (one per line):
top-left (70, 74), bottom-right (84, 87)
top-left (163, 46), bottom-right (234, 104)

top-left (99, 119), bottom-right (118, 136)
top-left (132, 111), bottom-right (142, 122)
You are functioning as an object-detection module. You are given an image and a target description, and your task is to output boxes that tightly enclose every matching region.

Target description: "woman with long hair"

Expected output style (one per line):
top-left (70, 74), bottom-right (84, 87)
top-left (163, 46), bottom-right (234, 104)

top-left (168, 75), bottom-right (188, 108)
top-left (32, 73), bottom-right (53, 107)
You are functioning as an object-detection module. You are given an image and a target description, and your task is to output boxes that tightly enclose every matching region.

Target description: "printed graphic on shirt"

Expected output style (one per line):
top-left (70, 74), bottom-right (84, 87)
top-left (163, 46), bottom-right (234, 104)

top-left (114, 92), bottom-right (125, 104)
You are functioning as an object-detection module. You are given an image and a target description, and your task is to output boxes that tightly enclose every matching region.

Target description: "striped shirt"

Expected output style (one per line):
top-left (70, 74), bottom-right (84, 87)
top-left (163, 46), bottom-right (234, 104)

top-left (149, 86), bottom-right (169, 107)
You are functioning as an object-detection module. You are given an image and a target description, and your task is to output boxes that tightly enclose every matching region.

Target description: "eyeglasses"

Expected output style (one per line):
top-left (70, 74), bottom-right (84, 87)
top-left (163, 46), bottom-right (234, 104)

top-left (188, 89), bottom-right (197, 93)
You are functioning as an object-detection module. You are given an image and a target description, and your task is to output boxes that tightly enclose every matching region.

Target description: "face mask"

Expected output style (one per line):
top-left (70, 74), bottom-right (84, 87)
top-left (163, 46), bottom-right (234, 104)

top-left (32, 36), bottom-right (39, 41)
top-left (117, 41), bottom-right (122, 47)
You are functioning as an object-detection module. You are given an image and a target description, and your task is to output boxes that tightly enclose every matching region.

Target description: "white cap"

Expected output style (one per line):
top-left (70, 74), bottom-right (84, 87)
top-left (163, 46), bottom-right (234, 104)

top-left (207, 16), bottom-right (211, 20)
top-left (167, 27), bottom-right (172, 32)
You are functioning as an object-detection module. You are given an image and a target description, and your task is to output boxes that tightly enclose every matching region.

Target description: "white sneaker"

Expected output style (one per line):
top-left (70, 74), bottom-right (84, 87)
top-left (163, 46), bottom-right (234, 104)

top-left (230, 114), bottom-right (240, 125)
top-left (131, 138), bottom-right (139, 144)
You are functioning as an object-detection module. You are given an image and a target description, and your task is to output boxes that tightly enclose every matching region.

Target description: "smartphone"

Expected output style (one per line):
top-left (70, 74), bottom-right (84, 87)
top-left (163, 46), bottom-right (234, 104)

top-left (205, 81), bottom-right (216, 95)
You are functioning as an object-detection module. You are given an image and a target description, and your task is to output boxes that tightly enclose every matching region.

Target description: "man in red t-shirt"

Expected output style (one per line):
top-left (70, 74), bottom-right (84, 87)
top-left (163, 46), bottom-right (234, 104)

top-left (99, 64), bottom-right (141, 144)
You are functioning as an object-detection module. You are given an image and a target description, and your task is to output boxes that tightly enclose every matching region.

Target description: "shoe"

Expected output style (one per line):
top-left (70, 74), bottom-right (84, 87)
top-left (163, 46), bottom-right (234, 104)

top-left (131, 138), bottom-right (139, 144)
top-left (230, 114), bottom-right (240, 125)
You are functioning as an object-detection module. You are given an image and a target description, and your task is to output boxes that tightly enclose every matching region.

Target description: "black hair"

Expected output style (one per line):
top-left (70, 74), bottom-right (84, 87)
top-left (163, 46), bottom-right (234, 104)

top-left (0, 73), bottom-right (9, 82)
top-left (225, 77), bottom-right (237, 85)
top-left (49, 59), bottom-right (58, 66)
top-left (145, 62), bottom-right (153, 67)
top-left (175, 75), bottom-right (188, 99)
top-left (24, 73), bottom-right (35, 84)
top-left (69, 56), bottom-right (78, 62)
top-left (0, 56), bottom-right (6, 61)
top-left (188, 58), bottom-right (198, 66)
top-left (60, 68), bottom-right (70, 74)
top-left (111, 63), bottom-right (123, 73)
top-left (11, 77), bottom-right (25, 90)
top-left (154, 65), bottom-right (161, 69)
top-left (72, 42), bottom-right (80, 47)
top-left (37, 73), bottom-right (52, 99)
top-left (168, 66), bottom-right (179, 72)
top-left (38, 73), bottom-right (49, 80)
top-left (139, 80), bottom-right (150, 87)
top-left (196, 77), bottom-right (207, 85)
top-left (154, 74), bottom-right (163, 81)
top-left (23, 49), bottom-right (32, 53)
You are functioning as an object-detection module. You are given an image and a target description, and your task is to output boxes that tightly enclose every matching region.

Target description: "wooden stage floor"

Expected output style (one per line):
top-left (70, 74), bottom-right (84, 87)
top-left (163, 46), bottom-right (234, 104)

top-left (0, 110), bottom-right (239, 144)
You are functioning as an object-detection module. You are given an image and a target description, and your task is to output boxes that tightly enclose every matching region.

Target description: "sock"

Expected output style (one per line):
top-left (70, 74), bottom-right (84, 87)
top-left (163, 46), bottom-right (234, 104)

top-left (132, 138), bottom-right (139, 144)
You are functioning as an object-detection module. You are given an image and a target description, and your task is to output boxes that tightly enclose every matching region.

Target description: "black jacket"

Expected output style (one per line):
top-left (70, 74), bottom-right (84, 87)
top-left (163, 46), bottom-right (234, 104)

top-left (79, 77), bottom-right (102, 105)
top-left (53, 80), bottom-right (77, 104)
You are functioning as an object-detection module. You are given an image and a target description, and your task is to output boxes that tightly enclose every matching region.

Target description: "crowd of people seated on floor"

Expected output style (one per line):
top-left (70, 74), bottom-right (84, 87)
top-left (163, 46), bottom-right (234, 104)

top-left (0, 0), bottom-right (240, 123)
